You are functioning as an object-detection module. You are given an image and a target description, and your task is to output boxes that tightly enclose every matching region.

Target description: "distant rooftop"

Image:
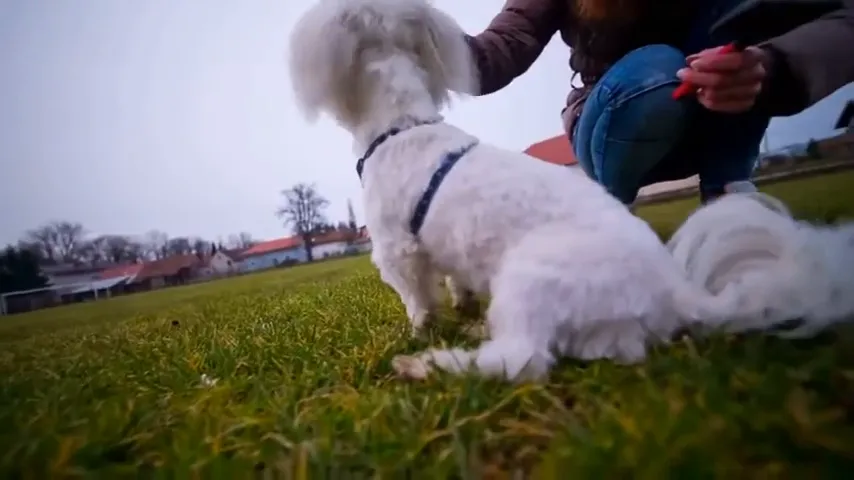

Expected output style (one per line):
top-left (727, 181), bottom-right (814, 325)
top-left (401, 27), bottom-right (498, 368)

top-left (525, 134), bottom-right (577, 166)
top-left (835, 100), bottom-right (854, 130)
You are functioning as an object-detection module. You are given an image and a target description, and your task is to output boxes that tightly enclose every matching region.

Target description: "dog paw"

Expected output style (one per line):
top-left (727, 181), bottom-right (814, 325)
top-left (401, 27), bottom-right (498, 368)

top-left (462, 322), bottom-right (489, 340)
top-left (392, 354), bottom-right (432, 380)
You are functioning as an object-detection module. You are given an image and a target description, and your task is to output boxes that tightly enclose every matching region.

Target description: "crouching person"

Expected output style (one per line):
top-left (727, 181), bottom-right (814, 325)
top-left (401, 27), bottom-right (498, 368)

top-left (464, 0), bottom-right (854, 205)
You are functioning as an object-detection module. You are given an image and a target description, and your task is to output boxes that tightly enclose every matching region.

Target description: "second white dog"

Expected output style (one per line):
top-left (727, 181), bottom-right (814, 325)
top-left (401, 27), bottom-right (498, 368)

top-left (287, 0), bottom-right (778, 382)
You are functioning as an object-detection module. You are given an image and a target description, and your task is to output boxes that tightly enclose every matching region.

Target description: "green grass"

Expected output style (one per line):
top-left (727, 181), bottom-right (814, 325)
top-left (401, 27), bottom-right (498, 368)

top-left (639, 168), bottom-right (854, 239)
top-left (2, 170), bottom-right (854, 478)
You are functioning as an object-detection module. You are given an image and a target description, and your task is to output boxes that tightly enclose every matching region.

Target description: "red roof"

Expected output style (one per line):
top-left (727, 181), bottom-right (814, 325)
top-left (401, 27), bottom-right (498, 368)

top-left (525, 134), bottom-right (577, 166)
top-left (220, 248), bottom-right (246, 260)
top-left (360, 226), bottom-right (370, 238)
top-left (241, 236), bottom-right (302, 257)
top-left (135, 254), bottom-right (201, 281)
top-left (99, 263), bottom-right (144, 280)
top-left (354, 226), bottom-right (371, 243)
top-left (311, 230), bottom-right (352, 244)
top-left (241, 228), bottom-right (375, 257)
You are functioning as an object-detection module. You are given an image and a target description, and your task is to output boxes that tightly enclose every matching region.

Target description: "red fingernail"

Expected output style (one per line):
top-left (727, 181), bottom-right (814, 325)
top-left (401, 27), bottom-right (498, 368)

top-left (673, 42), bottom-right (742, 100)
top-left (719, 43), bottom-right (738, 54)
top-left (672, 83), bottom-right (695, 100)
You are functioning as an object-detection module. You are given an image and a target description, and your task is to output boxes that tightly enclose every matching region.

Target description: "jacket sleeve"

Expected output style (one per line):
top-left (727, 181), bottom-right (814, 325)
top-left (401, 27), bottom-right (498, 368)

top-left (465, 0), bottom-right (565, 95)
top-left (757, 1), bottom-right (854, 116)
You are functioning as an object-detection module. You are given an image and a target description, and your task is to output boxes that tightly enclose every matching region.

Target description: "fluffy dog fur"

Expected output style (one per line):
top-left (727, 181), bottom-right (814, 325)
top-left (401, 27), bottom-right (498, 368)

top-left (668, 192), bottom-right (854, 339)
top-left (287, 0), bottom-right (796, 382)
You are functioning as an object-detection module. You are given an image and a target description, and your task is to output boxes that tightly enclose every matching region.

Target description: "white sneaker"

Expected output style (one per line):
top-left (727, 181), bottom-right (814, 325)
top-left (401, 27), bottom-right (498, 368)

top-left (723, 180), bottom-right (758, 194)
top-left (702, 180), bottom-right (758, 204)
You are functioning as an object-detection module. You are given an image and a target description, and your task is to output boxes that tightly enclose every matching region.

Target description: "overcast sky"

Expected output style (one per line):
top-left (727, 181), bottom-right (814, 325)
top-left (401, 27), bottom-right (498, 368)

top-left (1, 0), bottom-right (851, 247)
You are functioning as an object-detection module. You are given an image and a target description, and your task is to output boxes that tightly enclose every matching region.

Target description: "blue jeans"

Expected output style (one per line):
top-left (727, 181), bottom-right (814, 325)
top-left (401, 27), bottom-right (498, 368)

top-left (571, 1), bottom-right (769, 204)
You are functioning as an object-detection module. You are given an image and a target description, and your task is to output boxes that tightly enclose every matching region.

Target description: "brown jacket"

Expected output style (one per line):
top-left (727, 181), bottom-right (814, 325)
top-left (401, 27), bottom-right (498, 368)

top-left (466, 0), bottom-right (854, 134)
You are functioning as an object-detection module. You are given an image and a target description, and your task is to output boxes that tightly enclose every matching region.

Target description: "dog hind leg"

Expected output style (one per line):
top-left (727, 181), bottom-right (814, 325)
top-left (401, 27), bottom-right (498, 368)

top-left (393, 267), bottom-right (557, 382)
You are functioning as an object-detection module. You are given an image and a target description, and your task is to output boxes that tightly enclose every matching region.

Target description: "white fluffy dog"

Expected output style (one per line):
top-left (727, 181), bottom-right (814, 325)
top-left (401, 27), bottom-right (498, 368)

top-left (668, 192), bottom-right (854, 339)
top-left (287, 0), bottom-right (783, 382)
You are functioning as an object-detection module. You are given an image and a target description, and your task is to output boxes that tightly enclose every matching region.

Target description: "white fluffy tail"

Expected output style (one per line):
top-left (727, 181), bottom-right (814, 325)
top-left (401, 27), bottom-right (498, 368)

top-left (667, 192), bottom-right (853, 338)
top-left (391, 337), bottom-right (554, 382)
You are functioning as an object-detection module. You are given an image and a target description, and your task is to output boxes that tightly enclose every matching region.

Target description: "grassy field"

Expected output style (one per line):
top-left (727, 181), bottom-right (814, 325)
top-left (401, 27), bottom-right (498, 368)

top-left (2, 170), bottom-right (854, 478)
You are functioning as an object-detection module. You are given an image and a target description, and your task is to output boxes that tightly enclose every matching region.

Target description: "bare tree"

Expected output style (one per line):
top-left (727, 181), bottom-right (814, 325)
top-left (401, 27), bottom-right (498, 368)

top-left (77, 240), bottom-right (104, 264)
top-left (312, 222), bottom-right (335, 235)
top-left (227, 232), bottom-right (256, 249)
top-left (125, 240), bottom-right (145, 263)
top-left (191, 237), bottom-right (209, 257)
top-left (98, 235), bottom-right (124, 263)
top-left (165, 237), bottom-right (192, 256)
top-left (275, 183), bottom-right (329, 262)
top-left (26, 221), bottom-right (87, 263)
top-left (85, 235), bottom-right (144, 264)
top-left (336, 221), bottom-right (350, 231)
top-left (25, 225), bottom-right (58, 263)
top-left (345, 199), bottom-right (360, 244)
top-left (53, 222), bottom-right (87, 262)
top-left (143, 230), bottom-right (169, 260)
top-left (347, 198), bottom-right (358, 231)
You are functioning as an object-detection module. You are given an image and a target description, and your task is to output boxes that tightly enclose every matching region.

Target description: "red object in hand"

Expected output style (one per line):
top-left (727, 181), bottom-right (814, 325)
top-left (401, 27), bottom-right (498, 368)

top-left (672, 42), bottom-right (742, 99)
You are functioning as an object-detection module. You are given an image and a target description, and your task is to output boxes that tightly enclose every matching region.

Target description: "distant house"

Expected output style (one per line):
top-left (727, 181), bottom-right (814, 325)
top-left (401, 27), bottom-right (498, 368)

top-left (239, 237), bottom-right (306, 272)
top-left (98, 263), bottom-right (144, 282)
top-left (129, 254), bottom-right (202, 291)
top-left (816, 130), bottom-right (854, 160)
top-left (237, 228), bottom-right (373, 272)
top-left (756, 143), bottom-right (808, 170)
top-left (311, 229), bottom-right (365, 258)
top-left (61, 276), bottom-right (134, 303)
top-left (197, 250), bottom-right (239, 278)
top-left (523, 134), bottom-right (702, 200)
top-left (85, 263), bottom-right (145, 298)
top-left (835, 101), bottom-right (854, 132)
top-left (36, 263), bottom-right (141, 304)
top-left (757, 153), bottom-right (795, 169)
top-left (42, 263), bottom-right (108, 287)
top-left (350, 226), bottom-right (372, 253)
top-left (524, 134), bottom-right (578, 166)
top-left (35, 262), bottom-right (126, 304)
top-left (222, 248), bottom-right (247, 261)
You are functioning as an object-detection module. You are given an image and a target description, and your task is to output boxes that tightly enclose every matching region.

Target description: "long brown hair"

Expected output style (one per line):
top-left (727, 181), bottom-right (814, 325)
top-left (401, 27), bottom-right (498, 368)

top-left (574, 0), bottom-right (640, 22)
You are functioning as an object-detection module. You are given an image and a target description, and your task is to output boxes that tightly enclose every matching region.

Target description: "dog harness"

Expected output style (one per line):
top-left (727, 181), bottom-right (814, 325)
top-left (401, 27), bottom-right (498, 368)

top-left (356, 122), bottom-right (478, 236)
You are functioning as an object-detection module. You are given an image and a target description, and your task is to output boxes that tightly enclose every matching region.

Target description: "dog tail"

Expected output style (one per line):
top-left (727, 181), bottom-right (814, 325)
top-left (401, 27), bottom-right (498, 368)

top-left (392, 337), bottom-right (554, 382)
top-left (665, 192), bottom-right (834, 337)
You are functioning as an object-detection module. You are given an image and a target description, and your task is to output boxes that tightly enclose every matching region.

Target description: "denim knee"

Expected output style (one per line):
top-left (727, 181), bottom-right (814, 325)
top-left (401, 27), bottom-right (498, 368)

top-left (593, 44), bottom-right (689, 107)
top-left (573, 44), bottom-right (696, 204)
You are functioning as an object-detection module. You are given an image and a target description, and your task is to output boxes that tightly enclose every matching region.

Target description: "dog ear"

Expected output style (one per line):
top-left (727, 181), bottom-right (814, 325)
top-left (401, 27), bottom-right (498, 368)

top-left (287, 2), bottom-right (366, 123)
top-left (417, 6), bottom-right (477, 98)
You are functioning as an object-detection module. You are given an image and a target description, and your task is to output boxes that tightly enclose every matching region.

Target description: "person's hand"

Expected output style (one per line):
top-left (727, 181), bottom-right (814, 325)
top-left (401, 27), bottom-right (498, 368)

top-left (676, 45), bottom-right (769, 113)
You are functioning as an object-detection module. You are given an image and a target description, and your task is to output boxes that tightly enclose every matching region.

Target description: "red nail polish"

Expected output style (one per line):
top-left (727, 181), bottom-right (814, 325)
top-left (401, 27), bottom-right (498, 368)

top-left (673, 42), bottom-right (743, 100)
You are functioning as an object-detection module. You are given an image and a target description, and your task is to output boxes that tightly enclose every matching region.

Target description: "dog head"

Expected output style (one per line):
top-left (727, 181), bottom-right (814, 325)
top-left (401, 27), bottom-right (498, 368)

top-left (287, 0), bottom-right (476, 130)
